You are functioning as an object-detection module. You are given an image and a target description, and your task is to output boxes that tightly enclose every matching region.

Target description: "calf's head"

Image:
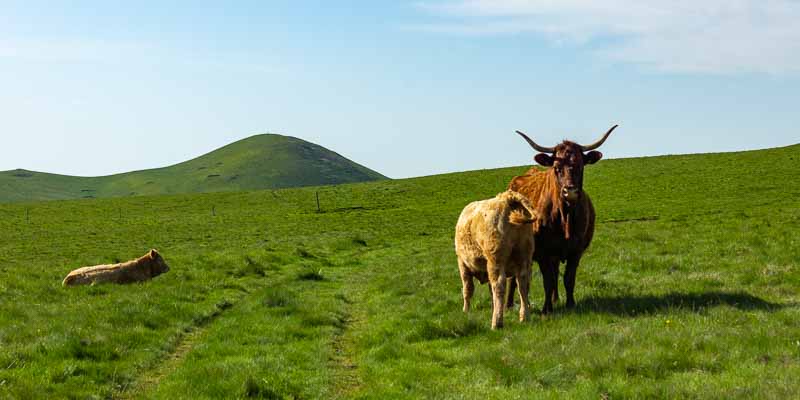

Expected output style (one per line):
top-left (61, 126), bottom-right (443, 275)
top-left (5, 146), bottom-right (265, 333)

top-left (147, 249), bottom-right (170, 276)
top-left (516, 125), bottom-right (617, 203)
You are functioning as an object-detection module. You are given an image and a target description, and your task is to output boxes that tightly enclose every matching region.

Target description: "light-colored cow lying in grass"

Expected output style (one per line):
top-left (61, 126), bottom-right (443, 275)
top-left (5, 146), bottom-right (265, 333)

top-left (455, 190), bottom-right (537, 329)
top-left (62, 249), bottom-right (170, 286)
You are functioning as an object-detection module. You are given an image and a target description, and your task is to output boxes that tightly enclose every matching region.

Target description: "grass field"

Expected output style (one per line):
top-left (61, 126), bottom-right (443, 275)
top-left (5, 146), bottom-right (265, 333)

top-left (1, 144), bottom-right (799, 399)
top-left (0, 134), bottom-right (386, 203)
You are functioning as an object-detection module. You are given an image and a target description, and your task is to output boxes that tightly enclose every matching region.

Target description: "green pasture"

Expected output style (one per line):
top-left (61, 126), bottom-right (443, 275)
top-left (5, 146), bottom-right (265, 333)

top-left (1, 145), bottom-right (798, 399)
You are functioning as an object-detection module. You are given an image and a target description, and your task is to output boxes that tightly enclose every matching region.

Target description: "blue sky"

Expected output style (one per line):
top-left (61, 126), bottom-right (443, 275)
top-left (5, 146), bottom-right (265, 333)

top-left (2, 1), bottom-right (798, 178)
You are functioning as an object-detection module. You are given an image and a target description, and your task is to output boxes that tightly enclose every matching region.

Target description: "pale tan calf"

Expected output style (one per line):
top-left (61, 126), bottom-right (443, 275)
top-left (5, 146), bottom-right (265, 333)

top-left (62, 249), bottom-right (170, 286)
top-left (454, 190), bottom-right (537, 329)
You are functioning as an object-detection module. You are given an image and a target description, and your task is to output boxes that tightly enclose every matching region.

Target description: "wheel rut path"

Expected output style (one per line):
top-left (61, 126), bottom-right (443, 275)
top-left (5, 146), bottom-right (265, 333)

top-left (329, 296), bottom-right (364, 399)
top-left (117, 295), bottom-right (243, 399)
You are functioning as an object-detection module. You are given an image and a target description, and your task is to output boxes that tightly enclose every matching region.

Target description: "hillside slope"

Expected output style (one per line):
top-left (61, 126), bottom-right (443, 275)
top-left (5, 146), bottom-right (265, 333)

top-left (0, 134), bottom-right (386, 202)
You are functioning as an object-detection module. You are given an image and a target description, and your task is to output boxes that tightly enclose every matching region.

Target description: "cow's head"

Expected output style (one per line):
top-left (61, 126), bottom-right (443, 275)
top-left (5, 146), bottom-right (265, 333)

top-left (516, 125), bottom-right (617, 203)
top-left (148, 249), bottom-right (170, 276)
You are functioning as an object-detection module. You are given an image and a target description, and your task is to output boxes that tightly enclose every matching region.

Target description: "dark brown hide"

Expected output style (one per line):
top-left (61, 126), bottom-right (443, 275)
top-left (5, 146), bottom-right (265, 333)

top-left (507, 140), bottom-right (603, 314)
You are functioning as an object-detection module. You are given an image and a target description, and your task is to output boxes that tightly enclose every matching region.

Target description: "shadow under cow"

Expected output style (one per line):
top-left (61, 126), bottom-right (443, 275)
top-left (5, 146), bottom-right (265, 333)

top-left (573, 291), bottom-right (789, 316)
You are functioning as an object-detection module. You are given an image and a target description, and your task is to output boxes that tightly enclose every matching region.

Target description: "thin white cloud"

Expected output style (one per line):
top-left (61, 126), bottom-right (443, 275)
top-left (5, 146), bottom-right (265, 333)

top-left (415, 0), bottom-right (800, 74)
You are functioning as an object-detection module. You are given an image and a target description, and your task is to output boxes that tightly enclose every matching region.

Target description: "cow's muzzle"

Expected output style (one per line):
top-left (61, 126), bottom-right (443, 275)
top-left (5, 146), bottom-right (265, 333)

top-left (562, 187), bottom-right (580, 202)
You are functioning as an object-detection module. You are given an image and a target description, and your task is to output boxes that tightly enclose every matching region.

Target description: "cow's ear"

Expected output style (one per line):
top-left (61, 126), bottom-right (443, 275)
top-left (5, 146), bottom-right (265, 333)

top-left (584, 151), bottom-right (603, 165)
top-left (534, 153), bottom-right (554, 166)
top-left (149, 249), bottom-right (158, 258)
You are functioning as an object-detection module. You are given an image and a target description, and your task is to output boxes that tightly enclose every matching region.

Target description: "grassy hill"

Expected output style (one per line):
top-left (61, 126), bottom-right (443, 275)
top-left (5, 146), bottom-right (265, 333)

top-left (0, 134), bottom-right (387, 203)
top-left (0, 144), bottom-right (798, 399)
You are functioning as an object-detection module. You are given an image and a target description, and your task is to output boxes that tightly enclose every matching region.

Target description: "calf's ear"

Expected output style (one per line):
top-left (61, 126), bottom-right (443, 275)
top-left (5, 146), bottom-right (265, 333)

top-left (149, 249), bottom-right (158, 258)
top-left (534, 153), bottom-right (554, 166)
top-left (584, 151), bottom-right (603, 165)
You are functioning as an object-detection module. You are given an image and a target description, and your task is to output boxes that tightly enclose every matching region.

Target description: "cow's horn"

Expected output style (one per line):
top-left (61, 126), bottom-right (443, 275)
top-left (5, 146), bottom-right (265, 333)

top-left (580, 124), bottom-right (618, 152)
top-left (516, 130), bottom-right (555, 153)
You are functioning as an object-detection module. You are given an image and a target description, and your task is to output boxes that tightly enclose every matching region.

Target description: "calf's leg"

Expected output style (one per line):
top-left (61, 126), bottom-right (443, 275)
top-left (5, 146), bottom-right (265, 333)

top-left (458, 259), bottom-right (474, 313)
top-left (487, 259), bottom-right (506, 329)
top-left (516, 267), bottom-right (532, 322)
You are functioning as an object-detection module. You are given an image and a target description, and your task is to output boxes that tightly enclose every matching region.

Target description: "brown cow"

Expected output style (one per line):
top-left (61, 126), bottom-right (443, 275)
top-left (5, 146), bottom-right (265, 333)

top-left (506, 125), bottom-right (617, 314)
top-left (455, 190), bottom-right (538, 329)
top-left (62, 249), bottom-right (170, 286)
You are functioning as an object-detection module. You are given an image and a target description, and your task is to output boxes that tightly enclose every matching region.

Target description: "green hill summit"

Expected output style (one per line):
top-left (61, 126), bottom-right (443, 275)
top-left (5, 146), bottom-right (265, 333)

top-left (0, 134), bottom-right (387, 202)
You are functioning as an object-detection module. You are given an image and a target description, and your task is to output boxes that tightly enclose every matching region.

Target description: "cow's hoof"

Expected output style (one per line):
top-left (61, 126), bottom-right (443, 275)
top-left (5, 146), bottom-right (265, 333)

top-left (565, 301), bottom-right (576, 309)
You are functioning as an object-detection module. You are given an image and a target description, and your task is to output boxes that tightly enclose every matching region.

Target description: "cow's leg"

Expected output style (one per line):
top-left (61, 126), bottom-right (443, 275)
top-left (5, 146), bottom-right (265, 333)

top-left (505, 276), bottom-right (518, 310)
top-left (551, 262), bottom-right (560, 304)
top-left (487, 259), bottom-right (506, 329)
top-left (458, 259), bottom-right (474, 313)
top-left (538, 259), bottom-right (554, 315)
top-left (540, 257), bottom-right (561, 315)
top-left (564, 257), bottom-right (580, 309)
top-left (516, 267), bottom-right (532, 322)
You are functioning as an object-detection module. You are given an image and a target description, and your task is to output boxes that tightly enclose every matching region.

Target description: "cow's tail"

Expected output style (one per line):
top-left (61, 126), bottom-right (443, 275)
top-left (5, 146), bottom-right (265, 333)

top-left (504, 190), bottom-right (538, 225)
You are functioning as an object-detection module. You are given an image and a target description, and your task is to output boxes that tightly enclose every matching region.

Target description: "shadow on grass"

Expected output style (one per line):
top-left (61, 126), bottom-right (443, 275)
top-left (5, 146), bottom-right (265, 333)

top-left (576, 291), bottom-right (789, 316)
